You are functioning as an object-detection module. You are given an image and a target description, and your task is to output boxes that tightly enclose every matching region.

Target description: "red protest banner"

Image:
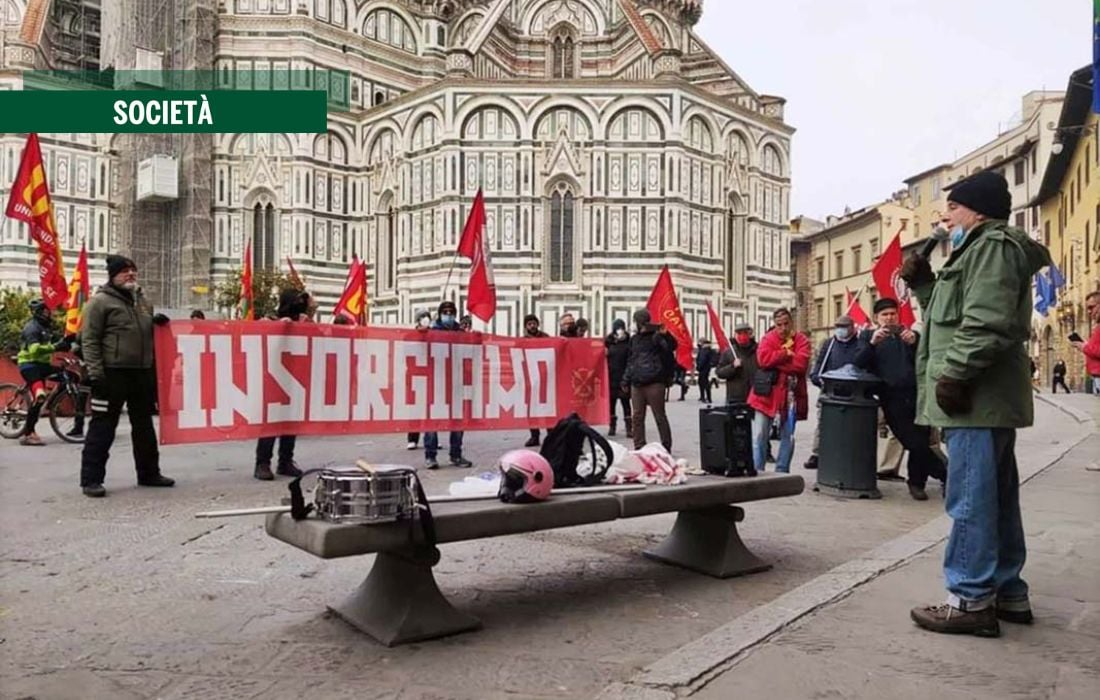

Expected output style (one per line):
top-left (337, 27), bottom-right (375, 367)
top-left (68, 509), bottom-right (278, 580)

top-left (154, 321), bottom-right (609, 444)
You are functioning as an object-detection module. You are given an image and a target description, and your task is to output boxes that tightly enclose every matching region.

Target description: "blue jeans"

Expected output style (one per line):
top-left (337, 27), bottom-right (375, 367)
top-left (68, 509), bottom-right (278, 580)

top-left (424, 431), bottom-right (464, 461)
top-left (942, 428), bottom-right (1028, 611)
top-left (753, 411), bottom-right (794, 473)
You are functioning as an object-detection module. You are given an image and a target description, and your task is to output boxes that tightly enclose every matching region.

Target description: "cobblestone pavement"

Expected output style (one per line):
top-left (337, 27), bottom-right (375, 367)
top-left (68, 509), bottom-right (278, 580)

top-left (0, 389), bottom-right (1090, 699)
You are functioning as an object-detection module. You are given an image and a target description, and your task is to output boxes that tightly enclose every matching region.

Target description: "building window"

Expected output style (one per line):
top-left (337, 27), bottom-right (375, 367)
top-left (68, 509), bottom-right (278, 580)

top-left (914, 222), bottom-right (920, 238)
top-left (1015, 212), bottom-right (1026, 229)
top-left (833, 295), bottom-right (843, 322)
top-left (815, 299), bottom-right (824, 327)
top-left (385, 206), bottom-right (396, 290)
top-left (252, 202), bottom-right (276, 270)
top-left (870, 238), bottom-right (879, 259)
top-left (1014, 160), bottom-right (1025, 186)
top-left (834, 251), bottom-right (844, 279)
top-left (814, 257), bottom-right (824, 283)
top-left (548, 182), bottom-right (576, 283)
top-left (551, 35), bottom-right (575, 79)
top-left (1044, 220), bottom-right (1050, 247)
top-left (910, 184), bottom-right (921, 206)
top-left (725, 198), bottom-right (745, 290)
top-left (851, 245), bottom-right (862, 273)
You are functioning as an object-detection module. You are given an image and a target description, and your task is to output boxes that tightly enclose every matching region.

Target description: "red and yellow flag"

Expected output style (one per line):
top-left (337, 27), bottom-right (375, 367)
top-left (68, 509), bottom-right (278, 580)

top-left (333, 255), bottom-right (367, 325)
top-left (5, 133), bottom-right (67, 309)
top-left (646, 265), bottom-right (694, 371)
top-left (64, 245), bottom-right (91, 335)
top-left (239, 238), bottom-right (254, 320)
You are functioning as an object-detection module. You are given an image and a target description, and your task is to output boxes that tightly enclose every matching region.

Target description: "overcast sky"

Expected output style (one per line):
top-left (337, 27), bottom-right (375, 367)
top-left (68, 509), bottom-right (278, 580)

top-left (696, 0), bottom-right (1089, 220)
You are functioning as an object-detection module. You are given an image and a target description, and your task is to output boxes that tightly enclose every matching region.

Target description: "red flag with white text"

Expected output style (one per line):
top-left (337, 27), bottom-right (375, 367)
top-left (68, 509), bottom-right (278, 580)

top-left (5, 133), bottom-right (67, 308)
top-left (646, 266), bottom-right (694, 371)
top-left (457, 188), bottom-right (496, 322)
top-left (871, 229), bottom-right (916, 327)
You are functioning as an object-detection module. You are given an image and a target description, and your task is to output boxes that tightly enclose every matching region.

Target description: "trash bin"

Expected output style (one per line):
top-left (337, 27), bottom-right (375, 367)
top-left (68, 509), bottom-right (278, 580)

top-left (814, 364), bottom-right (882, 499)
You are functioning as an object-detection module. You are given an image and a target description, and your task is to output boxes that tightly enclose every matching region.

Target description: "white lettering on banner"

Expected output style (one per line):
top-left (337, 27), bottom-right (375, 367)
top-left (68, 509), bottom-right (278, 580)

top-left (392, 340), bottom-right (428, 420)
top-left (210, 334), bottom-right (265, 426)
top-left (451, 343), bottom-right (484, 419)
top-left (309, 336), bottom-right (351, 421)
top-left (526, 348), bottom-right (556, 418)
top-left (177, 334), bottom-right (208, 429)
top-left (429, 342), bottom-right (452, 420)
top-left (267, 335), bottom-right (308, 422)
top-left (484, 345), bottom-right (528, 419)
top-left (351, 339), bottom-right (390, 421)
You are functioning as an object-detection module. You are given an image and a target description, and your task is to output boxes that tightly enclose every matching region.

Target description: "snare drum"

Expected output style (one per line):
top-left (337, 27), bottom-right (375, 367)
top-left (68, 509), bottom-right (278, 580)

top-left (313, 466), bottom-right (418, 524)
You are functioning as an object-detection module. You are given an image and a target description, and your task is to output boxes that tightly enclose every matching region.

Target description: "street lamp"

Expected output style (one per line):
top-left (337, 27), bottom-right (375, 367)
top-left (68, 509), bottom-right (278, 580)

top-left (1048, 121), bottom-right (1099, 155)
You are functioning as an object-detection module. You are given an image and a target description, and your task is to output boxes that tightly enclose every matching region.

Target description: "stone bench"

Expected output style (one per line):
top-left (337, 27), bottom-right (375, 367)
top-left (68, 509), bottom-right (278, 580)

top-left (265, 474), bottom-right (804, 646)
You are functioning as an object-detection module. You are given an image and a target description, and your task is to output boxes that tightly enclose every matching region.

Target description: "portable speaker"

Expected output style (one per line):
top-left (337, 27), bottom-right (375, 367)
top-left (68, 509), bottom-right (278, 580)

top-left (699, 403), bottom-right (756, 477)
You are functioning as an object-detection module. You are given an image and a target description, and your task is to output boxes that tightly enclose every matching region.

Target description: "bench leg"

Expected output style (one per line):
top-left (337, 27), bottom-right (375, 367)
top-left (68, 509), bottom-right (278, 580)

top-left (643, 505), bottom-right (771, 578)
top-left (327, 547), bottom-right (482, 646)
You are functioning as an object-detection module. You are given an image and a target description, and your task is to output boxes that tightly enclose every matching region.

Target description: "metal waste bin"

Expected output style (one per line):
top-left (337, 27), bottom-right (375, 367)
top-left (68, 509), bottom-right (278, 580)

top-left (814, 364), bottom-right (882, 499)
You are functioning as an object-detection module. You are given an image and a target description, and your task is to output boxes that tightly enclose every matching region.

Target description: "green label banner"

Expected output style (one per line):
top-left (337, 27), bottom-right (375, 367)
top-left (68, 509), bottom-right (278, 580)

top-left (0, 90), bottom-right (329, 133)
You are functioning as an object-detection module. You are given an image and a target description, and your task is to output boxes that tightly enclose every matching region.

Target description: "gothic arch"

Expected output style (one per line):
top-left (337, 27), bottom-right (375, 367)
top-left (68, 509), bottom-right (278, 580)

top-left (2, 0), bottom-right (24, 26)
top-left (640, 10), bottom-right (675, 48)
top-left (312, 131), bottom-right (349, 164)
top-left (228, 133), bottom-right (295, 157)
top-left (521, 0), bottom-right (606, 37)
top-left (362, 119), bottom-right (402, 157)
top-left (356, 2), bottom-right (420, 53)
top-left (403, 103), bottom-right (446, 151)
top-left (528, 98), bottom-right (598, 141)
top-left (449, 9), bottom-right (485, 47)
top-left (680, 107), bottom-right (719, 146)
top-left (599, 98), bottom-right (671, 139)
top-left (757, 138), bottom-right (788, 178)
top-left (453, 97), bottom-right (524, 140)
top-left (724, 127), bottom-right (754, 168)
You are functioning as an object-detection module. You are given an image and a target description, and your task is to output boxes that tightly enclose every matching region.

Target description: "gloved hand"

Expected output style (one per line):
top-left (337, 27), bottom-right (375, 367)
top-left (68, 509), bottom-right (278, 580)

top-left (935, 376), bottom-right (972, 416)
top-left (54, 336), bottom-right (72, 352)
top-left (153, 313), bottom-right (170, 326)
top-left (900, 254), bottom-right (934, 288)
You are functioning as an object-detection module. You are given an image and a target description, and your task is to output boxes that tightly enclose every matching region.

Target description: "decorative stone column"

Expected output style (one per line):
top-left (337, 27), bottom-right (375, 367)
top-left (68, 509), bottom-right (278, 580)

top-left (446, 48), bottom-right (474, 77)
top-left (653, 48), bottom-right (682, 81)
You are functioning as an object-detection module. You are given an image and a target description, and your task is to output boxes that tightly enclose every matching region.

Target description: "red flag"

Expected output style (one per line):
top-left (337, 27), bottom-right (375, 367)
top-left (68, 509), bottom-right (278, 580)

top-left (333, 255), bottom-right (367, 325)
top-left (457, 188), bottom-right (496, 322)
top-left (285, 256), bottom-right (304, 289)
top-left (871, 228), bottom-right (916, 327)
top-left (845, 288), bottom-right (871, 330)
top-left (64, 245), bottom-right (91, 335)
top-left (5, 133), bottom-right (67, 308)
top-left (239, 238), bottom-right (254, 320)
top-left (706, 301), bottom-right (731, 353)
top-left (646, 266), bottom-right (694, 371)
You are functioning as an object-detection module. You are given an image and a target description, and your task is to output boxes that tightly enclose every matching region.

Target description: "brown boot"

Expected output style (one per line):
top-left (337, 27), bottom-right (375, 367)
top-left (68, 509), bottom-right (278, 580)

top-left (910, 603), bottom-right (1000, 637)
top-left (254, 461), bottom-right (274, 481)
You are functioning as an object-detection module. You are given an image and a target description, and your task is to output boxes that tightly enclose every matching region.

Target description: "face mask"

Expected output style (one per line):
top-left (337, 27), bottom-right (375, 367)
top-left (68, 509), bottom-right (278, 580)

top-left (735, 332), bottom-right (751, 345)
top-left (417, 317), bottom-right (431, 329)
top-left (615, 329), bottom-right (625, 339)
top-left (950, 225), bottom-right (966, 249)
top-left (441, 314), bottom-right (455, 325)
top-left (834, 327), bottom-right (851, 340)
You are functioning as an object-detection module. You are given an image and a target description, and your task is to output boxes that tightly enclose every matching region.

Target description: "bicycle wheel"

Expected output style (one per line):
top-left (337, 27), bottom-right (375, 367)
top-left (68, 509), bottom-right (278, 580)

top-left (0, 383), bottom-right (31, 439)
top-left (48, 385), bottom-right (91, 444)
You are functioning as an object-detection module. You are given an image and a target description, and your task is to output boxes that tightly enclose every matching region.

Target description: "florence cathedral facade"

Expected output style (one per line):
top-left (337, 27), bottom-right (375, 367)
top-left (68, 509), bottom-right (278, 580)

top-left (1, 0), bottom-right (794, 337)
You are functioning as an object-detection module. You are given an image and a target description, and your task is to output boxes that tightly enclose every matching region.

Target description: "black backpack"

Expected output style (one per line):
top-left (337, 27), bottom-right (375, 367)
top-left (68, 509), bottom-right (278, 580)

top-left (539, 413), bottom-right (614, 488)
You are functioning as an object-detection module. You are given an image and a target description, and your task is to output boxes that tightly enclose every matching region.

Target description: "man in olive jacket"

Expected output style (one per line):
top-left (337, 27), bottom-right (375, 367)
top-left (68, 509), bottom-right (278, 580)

top-left (715, 322), bottom-right (759, 404)
top-left (79, 254), bottom-right (175, 497)
top-left (902, 171), bottom-right (1050, 638)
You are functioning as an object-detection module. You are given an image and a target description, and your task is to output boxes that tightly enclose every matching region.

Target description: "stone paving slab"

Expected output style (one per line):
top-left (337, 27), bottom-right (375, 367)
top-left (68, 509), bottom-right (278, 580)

top-left (0, 392), bottom-right (1093, 699)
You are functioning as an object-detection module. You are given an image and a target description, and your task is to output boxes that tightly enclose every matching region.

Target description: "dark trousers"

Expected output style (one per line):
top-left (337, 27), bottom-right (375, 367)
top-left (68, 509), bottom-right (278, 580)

top-left (18, 364), bottom-right (51, 434)
top-left (425, 431), bottom-right (464, 460)
top-left (609, 388), bottom-right (631, 430)
top-left (699, 370), bottom-right (713, 403)
top-left (881, 388), bottom-right (946, 488)
top-left (631, 383), bottom-right (672, 451)
top-left (256, 435), bottom-right (296, 464)
top-left (80, 368), bottom-right (160, 487)
top-left (407, 432), bottom-right (419, 444)
top-left (1052, 377), bottom-right (1070, 393)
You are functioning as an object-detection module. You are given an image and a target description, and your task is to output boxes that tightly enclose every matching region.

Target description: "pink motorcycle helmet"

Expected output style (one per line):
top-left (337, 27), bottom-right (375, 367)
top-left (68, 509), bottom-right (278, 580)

top-left (497, 450), bottom-right (553, 503)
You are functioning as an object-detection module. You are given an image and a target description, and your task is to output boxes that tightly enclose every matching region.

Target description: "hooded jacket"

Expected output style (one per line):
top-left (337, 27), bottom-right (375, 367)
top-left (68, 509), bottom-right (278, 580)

top-left (605, 330), bottom-right (631, 385)
top-left (17, 316), bottom-right (58, 366)
top-left (911, 220), bottom-right (1051, 428)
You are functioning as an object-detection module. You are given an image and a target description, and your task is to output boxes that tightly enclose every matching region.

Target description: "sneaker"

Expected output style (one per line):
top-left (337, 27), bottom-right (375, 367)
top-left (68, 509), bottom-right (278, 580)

top-left (406, 441), bottom-right (418, 450)
top-left (254, 462), bottom-right (275, 481)
top-left (137, 474), bottom-right (175, 487)
top-left (450, 456), bottom-right (473, 469)
top-left (803, 455), bottom-right (819, 470)
top-left (65, 427), bottom-right (84, 438)
top-left (910, 603), bottom-right (1000, 637)
top-left (425, 458), bottom-right (439, 470)
top-left (82, 484), bottom-right (106, 498)
top-left (908, 484), bottom-right (929, 501)
top-left (524, 435), bottom-right (540, 448)
top-left (276, 460), bottom-right (303, 477)
top-left (19, 434), bottom-right (44, 446)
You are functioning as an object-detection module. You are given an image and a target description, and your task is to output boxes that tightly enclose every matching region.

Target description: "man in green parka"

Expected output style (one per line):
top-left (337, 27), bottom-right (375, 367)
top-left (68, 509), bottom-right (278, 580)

top-left (901, 171), bottom-right (1051, 637)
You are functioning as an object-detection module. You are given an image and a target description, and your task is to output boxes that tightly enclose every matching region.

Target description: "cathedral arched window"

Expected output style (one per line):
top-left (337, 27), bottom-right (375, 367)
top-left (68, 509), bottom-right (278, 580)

top-left (687, 117), bottom-right (713, 152)
top-left (607, 107), bottom-right (665, 142)
top-left (761, 144), bottom-right (784, 177)
top-left (534, 107), bottom-right (592, 142)
top-left (314, 0), bottom-right (346, 28)
top-left (548, 23), bottom-right (577, 80)
top-left (363, 8), bottom-right (418, 53)
top-left (548, 181), bottom-right (576, 284)
top-left (252, 202), bottom-right (276, 271)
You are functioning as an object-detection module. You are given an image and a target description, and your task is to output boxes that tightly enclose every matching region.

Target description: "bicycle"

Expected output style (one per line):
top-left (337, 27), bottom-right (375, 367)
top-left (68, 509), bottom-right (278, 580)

top-left (0, 355), bottom-right (91, 444)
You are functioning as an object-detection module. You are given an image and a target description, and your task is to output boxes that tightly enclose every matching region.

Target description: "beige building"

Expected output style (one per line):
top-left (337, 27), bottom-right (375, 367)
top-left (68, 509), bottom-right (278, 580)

top-left (790, 196), bottom-right (913, 346)
top-left (1030, 66), bottom-right (1099, 391)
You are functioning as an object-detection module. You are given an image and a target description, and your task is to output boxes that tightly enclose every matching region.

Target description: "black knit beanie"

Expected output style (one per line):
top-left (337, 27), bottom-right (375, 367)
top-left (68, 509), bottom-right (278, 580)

top-left (106, 254), bottom-right (136, 279)
top-left (946, 171), bottom-right (1012, 221)
top-left (873, 297), bottom-right (899, 314)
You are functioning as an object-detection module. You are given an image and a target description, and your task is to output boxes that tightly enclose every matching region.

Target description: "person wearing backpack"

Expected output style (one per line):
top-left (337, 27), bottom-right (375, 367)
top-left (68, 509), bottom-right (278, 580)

top-left (622, 309), bottom-right (677, 451)
top-left (605, 319), bottom-right (632, 438)
top-left (747, 308), bottom-right (811, 473)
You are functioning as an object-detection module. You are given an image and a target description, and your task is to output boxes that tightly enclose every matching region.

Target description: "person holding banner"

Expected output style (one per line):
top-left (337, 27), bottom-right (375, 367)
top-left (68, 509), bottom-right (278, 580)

top-left (422, 300), bottom-right (473, 470)
top-left (253, 288), bottom-right (311, 481)
top-left (79, 255), bottom-right (175, 497)
top-left (622, 309), bottom-right (677, 452)
top-left (747, 308), bottom-right (811, 473)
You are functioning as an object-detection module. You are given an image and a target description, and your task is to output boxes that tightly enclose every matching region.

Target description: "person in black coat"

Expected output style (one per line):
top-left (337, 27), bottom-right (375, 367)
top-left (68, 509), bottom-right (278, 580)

top-left (695, 340), bottom-right (717, 403)
top-left (854, 298), bottom-right (946, 500)
top-left (1051, 360), bottom-right (1070, 393)
top-left (622, 309), bottom-right (677, 451)
top-left (605, 318), bottom-right (632, 437)
top-left (804, 315), bottom-right (861, 470)
top-left (523, 314), bottom-right (550, 446)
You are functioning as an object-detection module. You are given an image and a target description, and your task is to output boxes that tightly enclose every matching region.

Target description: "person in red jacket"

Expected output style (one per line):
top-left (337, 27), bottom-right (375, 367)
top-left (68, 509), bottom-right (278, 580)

top-left (1072, 291), bottom-right (1100, 395)
top-left (748, 308), bottom-right (811, 473)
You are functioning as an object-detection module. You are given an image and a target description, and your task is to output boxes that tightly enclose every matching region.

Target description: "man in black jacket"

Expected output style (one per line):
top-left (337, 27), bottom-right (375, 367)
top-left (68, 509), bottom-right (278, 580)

top-left (854, 298), bottom-right (946, 500)
top-left (695, 340), bottom-right (716, 403)
top-left (622, 309), bottom-right (677, 451)
top-left (804, 315), bottom-right (861, 470)
top-left (1051, 360), bottom-right (1070, 393)
top-left (524, 314), bottom-right (550, 446)
top-left (605, 319), bottom-right (632, 437)
top-left (715, 323), bottom-right (758, 405)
